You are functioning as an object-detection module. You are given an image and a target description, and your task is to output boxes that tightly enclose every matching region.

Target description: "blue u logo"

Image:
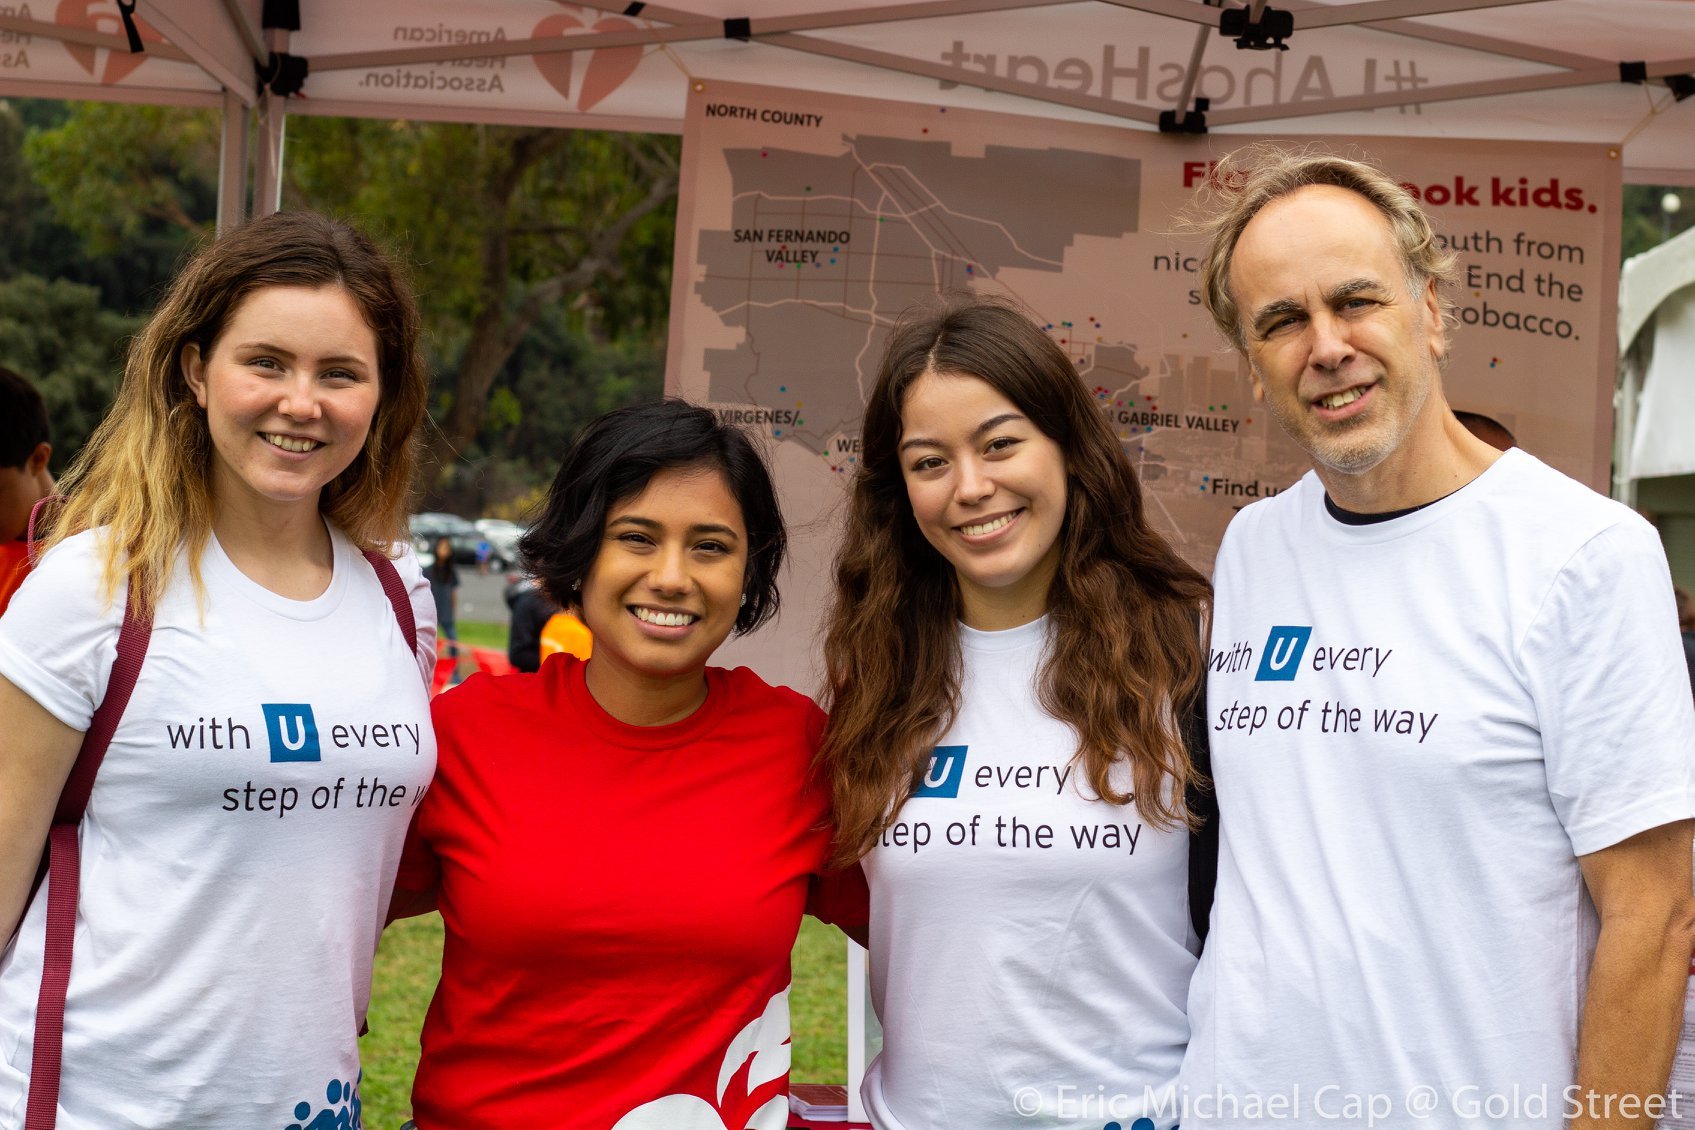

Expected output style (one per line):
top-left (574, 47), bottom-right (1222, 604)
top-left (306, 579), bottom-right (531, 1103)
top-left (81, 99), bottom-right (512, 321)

top-left (913, 745), bottom-right (968, 798)
top-left (1254, 626), bottom-right (1312, 682)
top-left (262, 704), bottom-right (321, 763)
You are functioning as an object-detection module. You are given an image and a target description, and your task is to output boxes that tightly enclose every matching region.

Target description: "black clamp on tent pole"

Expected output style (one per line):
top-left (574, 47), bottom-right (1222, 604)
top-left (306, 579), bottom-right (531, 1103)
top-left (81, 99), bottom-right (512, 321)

top-left (724, 17), bottom-right (752, 42)
top-left (257, 52), bottom-right (309, 96)
top-left (262, 0), bottom-right (301, 30)
top-left (1220, 6), bottom-right (1292, 51)
top-left (623, 3), bottom-right (647, 14)
top-left (257, 0), bottom-right (305, 96)
top-left (114, 0), bottom-right (144, 53)
top-left (1621, 60), bottom-right (1693, 102)
top-left (1159, 97), bottom-right (1210, 134)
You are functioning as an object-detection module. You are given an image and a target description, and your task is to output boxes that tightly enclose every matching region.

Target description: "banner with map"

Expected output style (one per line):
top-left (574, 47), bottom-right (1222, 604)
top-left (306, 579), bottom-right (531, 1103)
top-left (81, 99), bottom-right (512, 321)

top-left (667, 79), bottom-right (1620, 691)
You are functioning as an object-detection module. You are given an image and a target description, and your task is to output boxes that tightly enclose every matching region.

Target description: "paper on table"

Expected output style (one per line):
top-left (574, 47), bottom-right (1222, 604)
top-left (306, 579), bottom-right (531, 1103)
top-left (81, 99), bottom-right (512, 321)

top-left (1657, 957), bottom-right (1695, 1128)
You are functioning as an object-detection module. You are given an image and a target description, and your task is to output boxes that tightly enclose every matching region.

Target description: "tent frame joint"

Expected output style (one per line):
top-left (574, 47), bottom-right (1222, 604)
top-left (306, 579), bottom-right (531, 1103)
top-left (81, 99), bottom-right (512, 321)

top-left (1159, 97), bottom-right (1210, 134)
top-left (1220, 5), bottom-right (1292, 51)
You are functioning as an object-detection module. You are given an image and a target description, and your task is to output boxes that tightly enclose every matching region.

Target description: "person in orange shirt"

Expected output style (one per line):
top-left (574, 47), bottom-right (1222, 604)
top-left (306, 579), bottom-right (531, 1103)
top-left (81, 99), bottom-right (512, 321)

top-left (0, 365), bottom-right (54, 617)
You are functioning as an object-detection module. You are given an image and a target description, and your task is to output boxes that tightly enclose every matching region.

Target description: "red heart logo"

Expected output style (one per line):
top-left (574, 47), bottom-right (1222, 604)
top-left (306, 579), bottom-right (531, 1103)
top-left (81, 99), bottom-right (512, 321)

top-left (531, 12), bottom-right (582, 104)
top-left (578, 19), bottom-right (642, 112)
top-left (531, 10), bottom-right (643, 112)
top-left (56, 0), bottom-right (160, 85)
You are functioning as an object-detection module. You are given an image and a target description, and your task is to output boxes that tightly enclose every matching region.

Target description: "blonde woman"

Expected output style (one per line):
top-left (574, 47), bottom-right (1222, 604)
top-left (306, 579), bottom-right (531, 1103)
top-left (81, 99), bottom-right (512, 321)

top-left (0, 212), bottom-right (435, 1127)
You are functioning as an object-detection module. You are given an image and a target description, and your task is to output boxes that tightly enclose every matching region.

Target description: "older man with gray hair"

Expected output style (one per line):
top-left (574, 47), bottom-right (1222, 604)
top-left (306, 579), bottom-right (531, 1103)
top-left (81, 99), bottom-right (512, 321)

top-left (1181, 147), bottom-right (1695, 1129)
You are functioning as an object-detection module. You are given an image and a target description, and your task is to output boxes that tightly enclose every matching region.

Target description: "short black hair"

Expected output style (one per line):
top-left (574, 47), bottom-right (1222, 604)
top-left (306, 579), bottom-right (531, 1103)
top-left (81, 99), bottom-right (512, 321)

top-left (519, 398), bottom-right (786, 635)
top-left (0, 366), bottom-right (48, 470)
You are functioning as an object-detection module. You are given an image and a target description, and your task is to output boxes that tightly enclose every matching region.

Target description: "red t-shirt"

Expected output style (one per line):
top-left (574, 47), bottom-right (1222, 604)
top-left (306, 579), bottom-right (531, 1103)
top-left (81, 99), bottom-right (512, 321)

top-left (0, 539), bottom-right (30, 619)
top-left (396, 655), bottom-right (867, 1130)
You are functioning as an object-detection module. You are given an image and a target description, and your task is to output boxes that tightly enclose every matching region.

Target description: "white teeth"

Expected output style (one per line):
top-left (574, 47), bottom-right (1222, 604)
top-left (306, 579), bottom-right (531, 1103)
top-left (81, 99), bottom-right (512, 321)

top-left (1319, 388), bottom-right (1364, 410)
top-left (263, 433), bottom-right (321, 453)
top-left (633, 607), bottom-right (697, 627)
top-left (961, 513), bottom-right (1016, 537)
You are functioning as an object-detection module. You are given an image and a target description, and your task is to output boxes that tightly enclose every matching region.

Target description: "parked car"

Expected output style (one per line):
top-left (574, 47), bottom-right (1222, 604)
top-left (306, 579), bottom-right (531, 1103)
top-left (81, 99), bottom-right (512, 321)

top-left (475, 518), bottom-right (527, 571)
top-left (409, 512), bottom-right (481, 566)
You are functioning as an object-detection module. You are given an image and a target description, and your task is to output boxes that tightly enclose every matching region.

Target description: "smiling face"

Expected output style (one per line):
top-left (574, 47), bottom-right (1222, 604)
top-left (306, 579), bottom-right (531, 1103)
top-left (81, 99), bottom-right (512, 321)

top-left (578, 464), bottom-right (749, 692)
top-left (1230, 184), bottom-right (1447, 489)
top-left (899, 370), bottom-right (1068, 630)
top-left (183, 285), bottom-right (381, 521)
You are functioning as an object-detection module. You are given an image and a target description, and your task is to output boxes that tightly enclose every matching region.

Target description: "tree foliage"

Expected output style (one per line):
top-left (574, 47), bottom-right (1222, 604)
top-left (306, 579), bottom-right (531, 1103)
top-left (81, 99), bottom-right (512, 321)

top-left (24, 101), bottom-right (218, 253)
top-left (0, 273), bottom-right (141, 469)
top-left (15, 100), bottom-right (679, 511)
top-left (282, 117), bottom-right (679, 498)
top-left (0, 100), bottom-right (191, 314)
top-left (1622, 183), bottom-right (1693, 262)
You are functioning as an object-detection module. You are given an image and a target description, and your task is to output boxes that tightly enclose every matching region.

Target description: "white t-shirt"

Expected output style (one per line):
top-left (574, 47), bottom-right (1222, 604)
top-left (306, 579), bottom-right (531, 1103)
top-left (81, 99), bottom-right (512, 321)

top-left (0, 526), bottom-right (437, 1129)
top-left (1184, 449), bottom-right (1695, 1129)
top-left (863, 616), bottom-right (1197, 1130)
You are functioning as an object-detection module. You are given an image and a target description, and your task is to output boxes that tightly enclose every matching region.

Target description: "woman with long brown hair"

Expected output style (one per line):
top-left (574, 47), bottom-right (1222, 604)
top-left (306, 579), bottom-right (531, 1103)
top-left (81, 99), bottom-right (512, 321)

top-left (819, 296), bottom-right (1212, 1130)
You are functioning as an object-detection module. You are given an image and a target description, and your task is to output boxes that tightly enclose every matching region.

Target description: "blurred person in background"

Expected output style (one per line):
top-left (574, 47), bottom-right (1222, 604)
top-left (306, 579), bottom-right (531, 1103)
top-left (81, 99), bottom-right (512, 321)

top-left (0, 365), bottom-right (54, 618)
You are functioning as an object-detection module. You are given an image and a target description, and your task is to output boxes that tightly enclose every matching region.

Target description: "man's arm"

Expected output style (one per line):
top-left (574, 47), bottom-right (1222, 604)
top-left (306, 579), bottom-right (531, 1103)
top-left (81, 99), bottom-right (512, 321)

top-left (1571, 818), bottom-right (1695, 1129)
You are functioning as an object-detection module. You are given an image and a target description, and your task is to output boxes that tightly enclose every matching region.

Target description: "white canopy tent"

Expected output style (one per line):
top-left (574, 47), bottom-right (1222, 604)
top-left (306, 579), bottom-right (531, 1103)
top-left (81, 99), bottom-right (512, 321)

top-left (1, 0), bottom-right (1692, 231)
top-left (1618, 220), bottom-right (1695, 494)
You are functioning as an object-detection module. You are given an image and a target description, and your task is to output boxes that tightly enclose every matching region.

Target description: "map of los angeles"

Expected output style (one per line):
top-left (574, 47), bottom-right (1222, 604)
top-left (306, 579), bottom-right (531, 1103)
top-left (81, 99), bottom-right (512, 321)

top-left (668, 81), bottom-right (1614, 687)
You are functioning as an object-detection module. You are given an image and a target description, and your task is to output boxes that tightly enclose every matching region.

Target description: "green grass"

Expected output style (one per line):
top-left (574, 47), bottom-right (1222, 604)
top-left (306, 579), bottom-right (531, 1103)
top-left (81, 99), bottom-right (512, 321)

top-left (361, 620), bottom-right (850, 1125)
top-left (449, 620), bottom-right (508, 650)
top-left (362, 915), bottom-right (444, 1123)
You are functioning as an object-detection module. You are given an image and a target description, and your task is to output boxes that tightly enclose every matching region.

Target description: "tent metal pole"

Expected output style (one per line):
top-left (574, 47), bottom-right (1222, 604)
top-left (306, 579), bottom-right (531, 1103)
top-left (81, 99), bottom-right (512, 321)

top-left (253, 26), bottom-right (288, 218)
top-left (1291, 0), bottom-right (1544, 27)
top-left (1170, 0), bottom-right (1224, 125)
top-left (1210, 59), bottom-right (1695, 124)
top-left (216, 87), bottom-right (250, 236)
top-left (762, 31), bottom-right (1164, 124)
top-left (1614, 355), bottom-right (1638, 506)
top-left (0, 13), bottom-right (191, 61)
top-left (220, 0), bottom-right (269, 65)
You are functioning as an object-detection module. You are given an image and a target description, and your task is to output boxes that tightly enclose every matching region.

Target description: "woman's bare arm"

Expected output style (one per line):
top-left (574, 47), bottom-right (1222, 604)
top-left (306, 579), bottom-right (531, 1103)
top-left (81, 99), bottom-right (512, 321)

top-left (0, 674), bottom-right (84, 942)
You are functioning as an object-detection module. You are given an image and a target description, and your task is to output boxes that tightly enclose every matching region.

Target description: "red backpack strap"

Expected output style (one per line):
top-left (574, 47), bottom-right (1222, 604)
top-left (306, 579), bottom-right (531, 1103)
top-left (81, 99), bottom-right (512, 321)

top-left (362, 548), bottom-right (420, 660)
top-left (27, 580), bottom-right (153, 1130)
top-left (26, 497), bottom-right (61, 568)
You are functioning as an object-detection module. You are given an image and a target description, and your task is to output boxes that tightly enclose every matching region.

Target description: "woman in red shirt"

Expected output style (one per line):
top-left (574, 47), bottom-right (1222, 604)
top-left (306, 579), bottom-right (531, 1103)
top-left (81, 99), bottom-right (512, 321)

top-left (392, 398), bottom-right (865, 1130)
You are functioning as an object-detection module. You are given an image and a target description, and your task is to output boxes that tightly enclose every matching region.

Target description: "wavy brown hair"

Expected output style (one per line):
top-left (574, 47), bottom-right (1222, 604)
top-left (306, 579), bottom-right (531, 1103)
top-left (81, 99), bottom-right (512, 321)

top-left (819, 296), bottom-right (1211, 866)
top-left (45, 211), bottom-right (426, 617)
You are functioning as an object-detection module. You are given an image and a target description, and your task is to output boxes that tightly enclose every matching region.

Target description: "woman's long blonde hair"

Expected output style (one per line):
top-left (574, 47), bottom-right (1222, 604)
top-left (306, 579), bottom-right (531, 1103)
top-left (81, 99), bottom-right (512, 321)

top-left (44, 211), bottom-right (427, 616)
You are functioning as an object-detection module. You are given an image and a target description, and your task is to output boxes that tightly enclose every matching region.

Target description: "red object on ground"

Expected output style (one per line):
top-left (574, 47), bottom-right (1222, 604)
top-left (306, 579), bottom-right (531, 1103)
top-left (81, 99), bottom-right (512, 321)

top-left (468, 646), bottom-right (513, 676)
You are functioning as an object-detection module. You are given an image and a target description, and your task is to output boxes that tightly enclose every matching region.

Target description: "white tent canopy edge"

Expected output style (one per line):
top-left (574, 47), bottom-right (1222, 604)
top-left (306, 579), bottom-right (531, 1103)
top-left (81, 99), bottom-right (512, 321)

top-left (1, 0), bottom-right (1693, 231)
